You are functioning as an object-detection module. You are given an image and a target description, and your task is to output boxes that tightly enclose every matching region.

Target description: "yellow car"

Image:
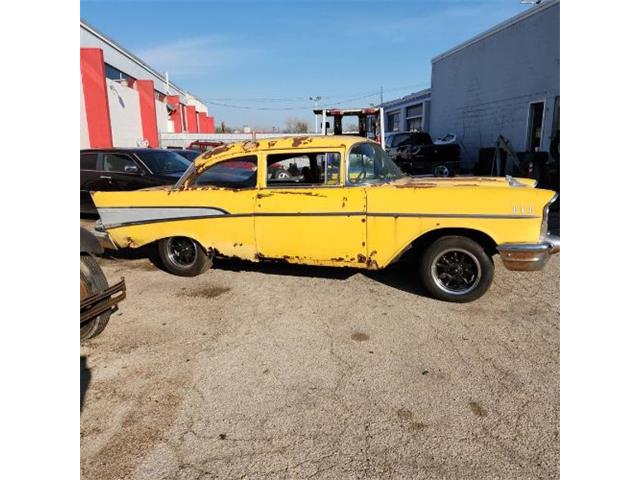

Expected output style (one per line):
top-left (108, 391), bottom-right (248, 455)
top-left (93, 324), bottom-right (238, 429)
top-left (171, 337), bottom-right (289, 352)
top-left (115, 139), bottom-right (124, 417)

top-left (92, 135), bottom-right (559, 302)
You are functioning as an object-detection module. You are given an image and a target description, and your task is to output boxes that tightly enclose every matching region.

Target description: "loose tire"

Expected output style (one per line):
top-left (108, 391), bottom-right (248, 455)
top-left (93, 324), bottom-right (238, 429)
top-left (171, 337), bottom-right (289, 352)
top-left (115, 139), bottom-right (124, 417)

top-left (81, 254), bottom-right (112, 340)
top-left (419, 236), bottom-right (494, 303)
top-left (158, 237), bottom-right (212, 277)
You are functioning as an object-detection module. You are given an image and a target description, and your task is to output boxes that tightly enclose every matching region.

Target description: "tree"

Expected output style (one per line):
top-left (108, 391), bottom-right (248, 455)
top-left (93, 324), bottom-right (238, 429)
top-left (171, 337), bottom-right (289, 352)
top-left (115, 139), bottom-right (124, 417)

top-left (284, 117), bottom-right (309, 133)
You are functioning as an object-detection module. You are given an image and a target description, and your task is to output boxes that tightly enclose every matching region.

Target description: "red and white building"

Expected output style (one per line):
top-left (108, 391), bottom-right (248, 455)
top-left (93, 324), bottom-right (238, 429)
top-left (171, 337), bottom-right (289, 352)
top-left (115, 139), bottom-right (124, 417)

top-left (80, 20), bottom-right (215, 149)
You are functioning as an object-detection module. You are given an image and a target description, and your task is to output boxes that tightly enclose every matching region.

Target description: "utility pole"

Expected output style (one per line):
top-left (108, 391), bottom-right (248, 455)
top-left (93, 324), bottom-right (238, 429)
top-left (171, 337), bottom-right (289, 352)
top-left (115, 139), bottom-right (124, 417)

top-left (380, 86), bottom-right (383, 106)
top-left (309, 96), bottom-right (322, 133)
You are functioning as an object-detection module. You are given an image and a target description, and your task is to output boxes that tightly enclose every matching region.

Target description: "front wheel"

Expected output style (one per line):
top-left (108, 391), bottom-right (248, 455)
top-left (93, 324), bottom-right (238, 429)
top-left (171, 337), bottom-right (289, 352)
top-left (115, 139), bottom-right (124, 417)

top-left (419, 236), bottom-right (494, 302)
top-left (158, 237), bottom-right (212, 277)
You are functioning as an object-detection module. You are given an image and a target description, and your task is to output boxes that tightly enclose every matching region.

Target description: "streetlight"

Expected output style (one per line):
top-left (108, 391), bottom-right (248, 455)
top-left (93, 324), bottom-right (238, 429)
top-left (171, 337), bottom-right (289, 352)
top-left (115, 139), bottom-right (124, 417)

top-left (309, 96), bottom-right (322, 133)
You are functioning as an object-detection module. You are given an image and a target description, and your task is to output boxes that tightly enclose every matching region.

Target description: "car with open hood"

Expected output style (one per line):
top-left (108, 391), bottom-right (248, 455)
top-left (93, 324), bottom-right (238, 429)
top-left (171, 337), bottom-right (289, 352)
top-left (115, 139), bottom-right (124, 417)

top-left (91, 135), bottom-right (559, 302)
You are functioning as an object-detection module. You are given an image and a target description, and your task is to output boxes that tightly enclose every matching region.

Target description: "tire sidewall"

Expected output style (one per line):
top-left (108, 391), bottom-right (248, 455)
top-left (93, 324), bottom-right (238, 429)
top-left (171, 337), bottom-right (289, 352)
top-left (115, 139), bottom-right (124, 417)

top-left (158, 237), bottom-right (212, 277)
top-left (420, 236), bottom-right (494, 303)
top-left (81, 254), bottom-right (111, 340)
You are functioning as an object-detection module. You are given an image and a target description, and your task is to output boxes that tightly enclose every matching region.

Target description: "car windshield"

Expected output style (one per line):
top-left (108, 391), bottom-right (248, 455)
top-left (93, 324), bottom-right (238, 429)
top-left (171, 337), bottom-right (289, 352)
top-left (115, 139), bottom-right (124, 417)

top-left (135, 150), bottom-right (192, 174)
top-left (347, 142), bottom-right (406, 184)
top-left (175, 150), bottom-right (201, 162)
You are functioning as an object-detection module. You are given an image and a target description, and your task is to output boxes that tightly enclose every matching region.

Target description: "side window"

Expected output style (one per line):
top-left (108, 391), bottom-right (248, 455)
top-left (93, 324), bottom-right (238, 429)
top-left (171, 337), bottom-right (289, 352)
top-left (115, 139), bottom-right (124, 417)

top-left (80, 152), bottom-right (98, 170)
top-left (348, 144), bottom-right (375, 184)
top-left (102, 153), bottom-right (138, 173)
top-left (194, 155), bottom-right (257, 188)
top-left (266, 152), bottom-right (341, 187)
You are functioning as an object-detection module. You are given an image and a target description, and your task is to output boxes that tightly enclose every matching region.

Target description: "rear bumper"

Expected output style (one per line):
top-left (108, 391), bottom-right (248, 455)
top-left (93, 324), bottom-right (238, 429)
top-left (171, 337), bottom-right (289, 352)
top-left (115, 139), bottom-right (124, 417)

top-left (497, 234), bottom-right (560, 271)
top-left (93, 229), bottom-right (118, 250)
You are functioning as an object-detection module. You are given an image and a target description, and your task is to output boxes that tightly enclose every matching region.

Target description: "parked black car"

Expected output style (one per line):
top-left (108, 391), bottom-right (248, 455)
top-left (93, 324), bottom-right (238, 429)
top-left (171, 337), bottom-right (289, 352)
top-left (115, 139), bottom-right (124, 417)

top-left (385, 132), bottom-right (461, 177)
top-left (174, 149), bottom-right (203, 162)
top-left (80, 148), bottom-right (192, 214)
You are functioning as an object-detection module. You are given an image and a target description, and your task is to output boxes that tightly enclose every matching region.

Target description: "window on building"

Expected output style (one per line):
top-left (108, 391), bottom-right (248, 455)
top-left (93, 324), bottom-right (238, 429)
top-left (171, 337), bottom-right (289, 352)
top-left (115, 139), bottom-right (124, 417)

top-left (266, 152), bottom-right (341, 186)
top-left (104, 63), bottom-right (136, 83)
top-left (194, 156), bottom-right (258, 188)
top-left (526, 101), bottom-right (545, 152)
top-left (405, 104), bottom-right (423, 132)
top-left (387, 112), bottom-right (400, 132)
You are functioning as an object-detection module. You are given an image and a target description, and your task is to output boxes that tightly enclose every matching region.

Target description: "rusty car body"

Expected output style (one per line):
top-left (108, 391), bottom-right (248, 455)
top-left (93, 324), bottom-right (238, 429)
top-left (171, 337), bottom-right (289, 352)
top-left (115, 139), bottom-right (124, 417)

top-left (91, 135), bottom-right (559, 302)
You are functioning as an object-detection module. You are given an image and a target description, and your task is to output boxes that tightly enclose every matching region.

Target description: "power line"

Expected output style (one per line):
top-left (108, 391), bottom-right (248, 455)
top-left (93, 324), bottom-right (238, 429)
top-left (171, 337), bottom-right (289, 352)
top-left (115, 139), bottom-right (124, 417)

top-left (202, 82), bottom-right (426, 105)
top-left (203, 82), bottom-right (427, 111)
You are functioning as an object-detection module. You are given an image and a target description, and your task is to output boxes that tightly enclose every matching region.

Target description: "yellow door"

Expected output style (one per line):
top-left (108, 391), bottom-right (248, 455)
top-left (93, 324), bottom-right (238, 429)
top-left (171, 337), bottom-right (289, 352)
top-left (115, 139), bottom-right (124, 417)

top-left (254, 150), bottom-right (367, 266)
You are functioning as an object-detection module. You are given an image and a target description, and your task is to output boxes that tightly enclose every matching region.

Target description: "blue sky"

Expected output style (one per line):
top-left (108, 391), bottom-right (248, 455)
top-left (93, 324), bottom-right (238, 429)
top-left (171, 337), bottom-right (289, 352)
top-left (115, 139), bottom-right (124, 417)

top-left (81, 0), bottom-right (527, 129)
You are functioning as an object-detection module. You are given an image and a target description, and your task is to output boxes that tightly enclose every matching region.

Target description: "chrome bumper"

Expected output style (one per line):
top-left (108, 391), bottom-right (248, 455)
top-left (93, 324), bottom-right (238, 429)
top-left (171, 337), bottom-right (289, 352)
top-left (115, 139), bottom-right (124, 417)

top-left (92, 229), bottom-right (118, 251)
top-left (497, 234), bottom-right (560, 271)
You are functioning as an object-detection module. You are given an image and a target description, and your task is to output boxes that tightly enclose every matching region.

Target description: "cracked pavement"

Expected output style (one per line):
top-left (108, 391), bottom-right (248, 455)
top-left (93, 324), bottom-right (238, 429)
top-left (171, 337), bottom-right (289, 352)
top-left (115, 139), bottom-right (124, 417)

top-left (80, 250), bottom-right (559, 479)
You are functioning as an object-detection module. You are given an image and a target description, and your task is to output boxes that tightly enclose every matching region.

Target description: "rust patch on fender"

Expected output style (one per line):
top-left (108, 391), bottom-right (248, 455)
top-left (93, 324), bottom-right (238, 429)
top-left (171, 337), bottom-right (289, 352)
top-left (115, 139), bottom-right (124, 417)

top-left (267, 140), bottom-right (278, 148)
top-left (357, 254), bottom-right (367, 263)
top-left (272, 190), bottom-right (326, 197)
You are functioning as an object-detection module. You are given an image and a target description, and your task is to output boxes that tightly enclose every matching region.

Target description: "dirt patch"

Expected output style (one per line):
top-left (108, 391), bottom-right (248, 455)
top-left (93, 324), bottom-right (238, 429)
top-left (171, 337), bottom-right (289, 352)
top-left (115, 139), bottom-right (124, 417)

top-left (469, 401), bottom-right (487, 417)
top-left (396, 408), bottom-right (414, 421)
top-left (178, 286), bottom-right (230, 299)
top-left (351, 331), bottom-right (370, 342)
top-left (81, 362), bottom-right (190, 480)
top-left (408, 422), bottom-right (426, 431)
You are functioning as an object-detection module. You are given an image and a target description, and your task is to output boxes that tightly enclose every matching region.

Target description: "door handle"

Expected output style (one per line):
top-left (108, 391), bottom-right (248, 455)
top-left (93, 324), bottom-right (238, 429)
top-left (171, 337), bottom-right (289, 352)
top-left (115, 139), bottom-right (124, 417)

top-left (100, 175), bottom-right (112, 180)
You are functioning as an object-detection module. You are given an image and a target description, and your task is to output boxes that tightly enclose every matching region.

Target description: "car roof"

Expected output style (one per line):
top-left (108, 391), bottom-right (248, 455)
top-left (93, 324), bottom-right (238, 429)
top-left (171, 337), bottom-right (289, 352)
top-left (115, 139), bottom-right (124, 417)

top-left (80, 148), bottom-right (173, 153)
top-left (192, 135), bottom-right (373, 171)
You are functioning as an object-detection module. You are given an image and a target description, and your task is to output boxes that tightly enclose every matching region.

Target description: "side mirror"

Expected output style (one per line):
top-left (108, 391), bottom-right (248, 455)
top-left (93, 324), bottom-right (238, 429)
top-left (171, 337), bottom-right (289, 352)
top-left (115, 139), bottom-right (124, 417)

top-left (124, 164), bottom-right (140, 174)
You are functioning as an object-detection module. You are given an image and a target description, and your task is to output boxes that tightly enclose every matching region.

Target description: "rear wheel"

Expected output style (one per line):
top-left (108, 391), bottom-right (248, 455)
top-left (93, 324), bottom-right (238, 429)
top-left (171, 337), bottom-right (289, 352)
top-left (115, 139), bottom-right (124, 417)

top-left (419, 236), bottom-right (494, 302)
top-left (80, 254), bottom-right (112, 340)
top-left (433, 164), bottom-right (451, 177)
top-left (158, 237), bottom-right (212, 277)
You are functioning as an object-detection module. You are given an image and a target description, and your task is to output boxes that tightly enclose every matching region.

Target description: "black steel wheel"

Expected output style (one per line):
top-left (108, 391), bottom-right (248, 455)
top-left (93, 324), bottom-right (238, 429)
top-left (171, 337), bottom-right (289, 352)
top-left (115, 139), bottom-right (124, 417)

top-left (419, 236), bottom-right (494, 302)
top-left (158, 237), bottom-right (212, 277)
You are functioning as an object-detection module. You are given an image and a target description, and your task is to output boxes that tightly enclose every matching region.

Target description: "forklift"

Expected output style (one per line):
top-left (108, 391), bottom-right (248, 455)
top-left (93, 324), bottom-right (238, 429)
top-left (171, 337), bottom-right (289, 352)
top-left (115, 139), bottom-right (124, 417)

top-left (313, 107), bottom-right (386, 149)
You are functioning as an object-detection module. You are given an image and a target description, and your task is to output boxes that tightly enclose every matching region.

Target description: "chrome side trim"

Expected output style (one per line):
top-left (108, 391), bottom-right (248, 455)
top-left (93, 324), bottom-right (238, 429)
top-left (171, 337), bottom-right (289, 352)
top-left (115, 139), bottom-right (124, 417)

top-left (97, 206), bottom-right (228, 229)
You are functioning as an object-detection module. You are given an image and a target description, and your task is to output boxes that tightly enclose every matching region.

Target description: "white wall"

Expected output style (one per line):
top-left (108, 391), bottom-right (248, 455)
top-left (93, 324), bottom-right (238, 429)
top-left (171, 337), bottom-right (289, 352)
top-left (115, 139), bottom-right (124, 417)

top-left (107, 79), bottom-right (144, 147)
top-left (80, 74), bottom-right (90, 149)
top-left (156, 99), bottom-right (172, 133)
top-left (159, 132), bottom-right (316, 149)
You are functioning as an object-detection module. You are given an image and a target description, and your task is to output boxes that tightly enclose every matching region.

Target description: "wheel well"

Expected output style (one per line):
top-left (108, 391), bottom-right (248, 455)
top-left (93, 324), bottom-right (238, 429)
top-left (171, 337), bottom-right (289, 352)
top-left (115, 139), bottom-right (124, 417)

top-left (402, 228), bottom-right (498, 262)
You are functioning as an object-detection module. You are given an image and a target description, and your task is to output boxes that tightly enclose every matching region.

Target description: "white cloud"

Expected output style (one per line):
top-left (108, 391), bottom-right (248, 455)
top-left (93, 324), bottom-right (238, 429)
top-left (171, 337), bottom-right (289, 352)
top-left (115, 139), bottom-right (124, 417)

top-left (134, 36), bottom-right (261, 77)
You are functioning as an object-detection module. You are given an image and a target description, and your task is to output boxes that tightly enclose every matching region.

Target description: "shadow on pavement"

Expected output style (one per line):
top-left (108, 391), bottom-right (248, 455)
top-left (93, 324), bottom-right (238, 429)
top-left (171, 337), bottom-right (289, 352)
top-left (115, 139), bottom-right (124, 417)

top-left (80, 356), bottom-right (91, 412)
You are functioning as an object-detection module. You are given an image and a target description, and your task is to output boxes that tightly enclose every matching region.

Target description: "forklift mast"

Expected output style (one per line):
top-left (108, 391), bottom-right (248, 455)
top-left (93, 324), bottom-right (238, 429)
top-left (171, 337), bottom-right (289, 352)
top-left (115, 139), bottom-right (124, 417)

top-left (313, 107), bottom-right (386, 150)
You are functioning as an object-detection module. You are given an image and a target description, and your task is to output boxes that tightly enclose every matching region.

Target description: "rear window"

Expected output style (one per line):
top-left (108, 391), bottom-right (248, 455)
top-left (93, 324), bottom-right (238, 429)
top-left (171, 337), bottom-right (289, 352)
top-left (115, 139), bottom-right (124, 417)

top-left (80, 152), bottom-right (97, 170)
top-left (135, 150), bottom-right (192, 174)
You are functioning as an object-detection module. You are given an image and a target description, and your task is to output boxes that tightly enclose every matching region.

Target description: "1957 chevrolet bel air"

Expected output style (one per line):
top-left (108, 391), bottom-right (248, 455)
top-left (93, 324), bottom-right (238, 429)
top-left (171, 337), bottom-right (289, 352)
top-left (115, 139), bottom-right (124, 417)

top-left (92, 135), bottom-right (559, 302)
